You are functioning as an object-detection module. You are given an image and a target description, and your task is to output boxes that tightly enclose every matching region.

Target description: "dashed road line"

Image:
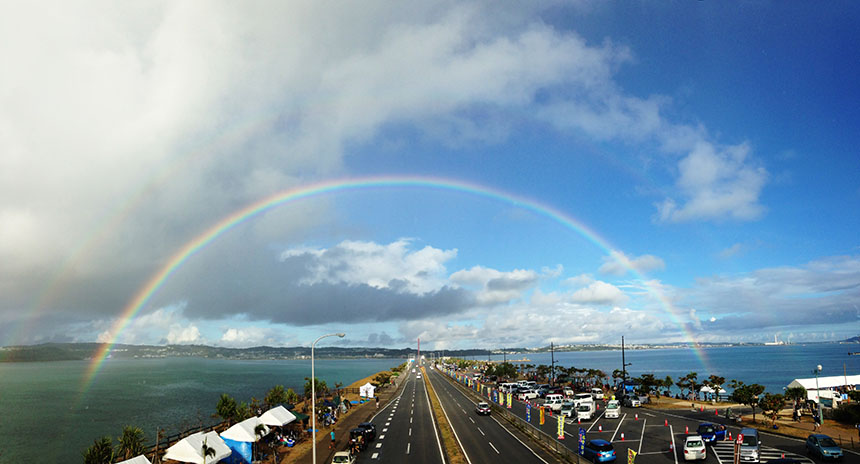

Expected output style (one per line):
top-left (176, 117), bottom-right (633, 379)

top-left (488, 441), bottom-right (499, 454)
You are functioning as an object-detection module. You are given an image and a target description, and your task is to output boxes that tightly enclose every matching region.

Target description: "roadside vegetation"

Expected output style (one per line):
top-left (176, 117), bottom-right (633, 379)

top-left (421, 366), bottom-right (467, 464)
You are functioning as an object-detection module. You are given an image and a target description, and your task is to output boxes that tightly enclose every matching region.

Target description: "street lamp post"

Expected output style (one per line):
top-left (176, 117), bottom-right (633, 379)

top-left (312, 332), bottom-right (345, 464)
top-left (813, 364), bottom-right (823, 426)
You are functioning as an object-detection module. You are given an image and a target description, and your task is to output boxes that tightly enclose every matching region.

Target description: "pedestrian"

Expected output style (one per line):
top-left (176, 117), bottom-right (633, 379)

top-left (375, 396), bottom-right (379, 409)
top-left (813, 412), bottom-right (821, 431)
top-left (330, 430), bottom-right (335, 449)
top-left (855, 423), bottom-right (860, 439)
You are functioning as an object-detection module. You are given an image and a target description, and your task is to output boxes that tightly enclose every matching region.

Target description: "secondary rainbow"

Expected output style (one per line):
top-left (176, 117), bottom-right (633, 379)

top-left (82, 176), bottom-right (708, 391)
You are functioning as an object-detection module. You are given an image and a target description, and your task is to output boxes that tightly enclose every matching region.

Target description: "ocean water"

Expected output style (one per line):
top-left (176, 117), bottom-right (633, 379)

top-left (0, 357), bottom-right (403, 463)
top-left (473, 343), bottom-right (860, 393)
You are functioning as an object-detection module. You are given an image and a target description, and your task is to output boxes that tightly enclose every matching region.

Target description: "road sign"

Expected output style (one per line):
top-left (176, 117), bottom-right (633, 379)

top-left (578, 427), bottom-right (586, 455)
top-left (628, 448), bottom-right (637, 464)
top-left (734, 433), bottom-right (743, 464)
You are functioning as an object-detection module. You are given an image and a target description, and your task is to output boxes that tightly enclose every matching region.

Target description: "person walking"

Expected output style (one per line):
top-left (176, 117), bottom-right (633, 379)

top-left (375, 396), bottom-right (379, 409)
top-left (329, 430), bottom-right (335, 449)
top-left (812, 411), bottom-right (821, 431)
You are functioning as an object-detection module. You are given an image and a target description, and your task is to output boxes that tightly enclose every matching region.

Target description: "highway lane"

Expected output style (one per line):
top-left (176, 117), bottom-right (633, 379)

top-left (425, 366), bottom-right (548, 464)
top-left (356, 367), bottom-right (445, 464)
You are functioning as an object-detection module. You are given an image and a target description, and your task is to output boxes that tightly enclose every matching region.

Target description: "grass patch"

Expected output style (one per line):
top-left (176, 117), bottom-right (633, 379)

top-left (422, 367), bottom-right (467, 464)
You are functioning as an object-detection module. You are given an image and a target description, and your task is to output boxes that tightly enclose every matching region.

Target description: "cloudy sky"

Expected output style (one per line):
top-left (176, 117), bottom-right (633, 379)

top-left (2, 1), bottom-right (858, 350)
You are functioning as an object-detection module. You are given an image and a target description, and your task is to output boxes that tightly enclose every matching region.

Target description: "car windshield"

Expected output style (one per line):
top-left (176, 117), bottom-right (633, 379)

top-left (578, 405), bottom-right (590, 411)
top-left (742, 435), bottom-right (757, 446)
top-left (478, 403), bottom-right (488, 408)
top-left (607, 402), bottom-right (618, 409)
top-left (333, 456), bottom-right (351, 463)
top-left (699, 426), bottom-right (714, 434)
top-left (686, 440), bottom-right (703, 447)
top-left (819, 437), bottom-right (837, 447)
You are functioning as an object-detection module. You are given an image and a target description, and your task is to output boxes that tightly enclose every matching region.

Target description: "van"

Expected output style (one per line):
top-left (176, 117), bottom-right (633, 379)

top-left (544, 394), bottom-right (564, 411)
top-left (574, 393), bottom-right (594, 407)
top-left (591, 387), bottom-right (604, 400)
top-left (560, 401), bottom-right (576, 417)
top-left (605, 400), bottom-right (620, 418)
top-left (500, 382), bottom-right (517, 392)
top-left (563, 388), bottom-right (575, 398)
top-left (739, 428), bottom-right (760, 463)
top-left (576, 402), bottom-right (594, 421)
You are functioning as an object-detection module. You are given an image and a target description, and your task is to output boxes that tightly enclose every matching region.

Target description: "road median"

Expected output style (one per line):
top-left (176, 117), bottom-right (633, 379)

top-left (422, 366), bottom-right (468, 464)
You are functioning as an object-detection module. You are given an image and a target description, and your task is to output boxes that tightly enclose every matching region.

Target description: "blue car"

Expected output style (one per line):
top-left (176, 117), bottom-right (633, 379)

top-left (696, 423), bottom-right (726, 444)
top-left (806, 434), bottom-right (843, 461)
top-left (583, 439), bottom-right (617, 462)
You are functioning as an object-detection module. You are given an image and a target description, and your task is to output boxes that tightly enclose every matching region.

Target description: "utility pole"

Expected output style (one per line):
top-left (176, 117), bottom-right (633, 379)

top-left (503, 348), bottom-right (507, 363)
top-left (550, 342), bottom-right (555, 386)
top-left (621, 336), bottom-right (632, 393)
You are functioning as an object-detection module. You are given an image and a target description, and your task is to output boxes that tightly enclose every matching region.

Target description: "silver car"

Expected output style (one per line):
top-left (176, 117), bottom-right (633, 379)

top-left (683, 436), bottom-right (706, 461)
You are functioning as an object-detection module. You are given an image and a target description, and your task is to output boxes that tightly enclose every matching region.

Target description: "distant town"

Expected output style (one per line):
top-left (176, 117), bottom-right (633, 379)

top-left (1, 336), bottom-right (857, 363)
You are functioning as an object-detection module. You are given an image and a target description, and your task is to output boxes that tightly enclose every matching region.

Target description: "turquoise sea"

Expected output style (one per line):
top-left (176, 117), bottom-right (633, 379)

top-left (0, 357), bottom-right (404, 463)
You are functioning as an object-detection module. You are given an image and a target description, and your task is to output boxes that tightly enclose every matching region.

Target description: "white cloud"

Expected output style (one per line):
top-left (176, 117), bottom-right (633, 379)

top-left (282, 239), bottom-right (456, 295)
top-left (166, 324), bottom-right (202, 345)
top-left (571, 280), bottom-right (628, 305)
top-left (220, 327), bottom-right (281, 347)
top-left (599, 250), bottom-right (665, 276)
top-left (657, 141), bottom-right (767, 222)
top-left (450, 266), bottom-right (541, 305)
top-left (719, 243), bottom-right (743, 259)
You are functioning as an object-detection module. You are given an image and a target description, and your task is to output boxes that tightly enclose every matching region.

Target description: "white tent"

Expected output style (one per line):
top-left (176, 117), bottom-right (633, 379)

top-left (117, 455), bottom-right (152, 464)
top-left (220, 416), bottom-right (270, 442)
top-left (786, 375), bottom-right (860, 391)
top-left (699, 385), bottom-right (726, 394)
top-left (163, 431), bottom-right (231, 464)
top-left (259, 405), bottom-right (296, 427)
top-left (359, 382), bottom-right (376, 398)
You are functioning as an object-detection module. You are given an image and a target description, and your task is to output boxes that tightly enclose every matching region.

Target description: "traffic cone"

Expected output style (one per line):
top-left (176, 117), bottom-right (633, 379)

top-left (700, 406), bottom-right (704, 412)
top-left (635, 413), bottom-right (638, 421)
top-left (685, 426), bottom-right (689, 434)
top-left (728, 432), bottom-right (732, 441)
top-left (578, 418), bottom-right (581, 424)
top-left (669, 443), bottom-right (674, 452)
top-left (621, 433), bottom-right (625, 441)
top-left (599, 425), bottom-right (603, 432)
top-left (664, 419), bottom-right (668, 426)
top-left (781, 453), bottom-right (785, 458)
top-left (715, 409), bottom-right (718, 416)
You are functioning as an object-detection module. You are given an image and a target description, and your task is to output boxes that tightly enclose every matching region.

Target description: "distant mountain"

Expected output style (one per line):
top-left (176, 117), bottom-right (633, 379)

top-left (0, 342), bottom-right (490, 363)
top-left (841, 336), bottom-right (860, 343)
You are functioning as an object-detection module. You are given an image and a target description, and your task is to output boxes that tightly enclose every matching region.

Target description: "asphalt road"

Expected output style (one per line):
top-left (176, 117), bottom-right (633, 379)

top-left (356, 365), bottom-right (445, 464)
top-left (425, 366), bottom-right (548, 464)
top-left (438, 369), bottom-right (860, 464)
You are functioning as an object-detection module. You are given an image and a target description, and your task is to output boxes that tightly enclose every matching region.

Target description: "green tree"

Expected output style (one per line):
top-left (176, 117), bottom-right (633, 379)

top-left (216, 393), bottom-right (238, 425)
top-left (784, 386), bottom-right (807, 406)
top-left (236, 401), bottom-right (252, 421)
top-left (494, 362), bottom-right (518, 379)
top-left (612, 369), bottom-right (624, 387)
top-left (115, 426), bottom-right (146, 460)
top-left (265, 385), bottom-right (289, 409)
top-left (82, 436), bottom-right (114, 464)
top-left (374, 371), bottom-right (393, 385)
top-left (635, 373), bottom-right (660, 399)
top-left (730, 381), bottom-right (766, 422)
top-left (285, 388), bottom-right (300, 405)
top-left (759, 393), bottom-right (785, 426)
top-left (304, 377), bottom-right (329, 399)
top-left (663, 376), bottom-right (674, 396)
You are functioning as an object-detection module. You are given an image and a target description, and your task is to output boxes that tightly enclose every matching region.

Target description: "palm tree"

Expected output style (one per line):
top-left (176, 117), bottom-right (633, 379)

top-left (216, 393), bottom-right (238, 425)
top-left (82, 436), bottom-right (114, 464)
top-left (115, 426), bottom-right (146, 460)
top-left (201, 438), bottom-right (216, 464)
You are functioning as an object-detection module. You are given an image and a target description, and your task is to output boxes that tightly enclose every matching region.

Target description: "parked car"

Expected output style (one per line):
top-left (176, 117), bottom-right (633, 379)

top-left (357, 422), bottom-right (376, 441)
top-left (583, 439), bottom-right (617, 463)
top-left (544, 394), bottom-right (565, 411)
top-left (517, 389), bottom-right (539, 400)
top-left (739, 427), bottom-right (761, 463)
top-left (805, 434), bottom-right (843, 461)
top-left (591, 387), bottom-right (604, 400)
top-left (563, 387), bottom-right (575, 398)
top-left (683, 435), bottom-right (706, 461)
top-left (560, 401), bottom-right (576, 417)
top-left (696, 423), bottom-right (726, 444)
top-left (623, 395), bottom-right (640, 408)
top-left (604, 400), bottom-right (620, 419)
top-left (576, 402), bottom-right (594, 420)
top-left (475, 402), bottom-right (491, 415)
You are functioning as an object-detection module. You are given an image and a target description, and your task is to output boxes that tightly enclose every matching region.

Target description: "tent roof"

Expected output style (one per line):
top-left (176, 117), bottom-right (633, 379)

top-left (362, 382), bottom-right (374, 388)
top-left (700, 386), bottom-right (726, 393)
top-left (260, 405), bottom-right (296, 427)
top-left (220, 416), bottom-right (270, 442)
top-left (163, 431), bottom-right (231, 464)
top-left (787, 374), bottom-right (860, 390)
top-left (117, 455), bottom-right (152, 464)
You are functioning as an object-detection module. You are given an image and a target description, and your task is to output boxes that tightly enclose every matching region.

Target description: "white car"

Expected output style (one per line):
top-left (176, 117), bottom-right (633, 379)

top-left (576, 403), bottom-right (594, 421)
top-left (683, 435), bottom-right (706, 461)
top-left (623, 396), bottom-right (641, 408)
top-left (517, 389), bottom-right (538, 401)
top-left (331, 451), bottom-right (356, 464)
top-left (591, 387), bottom-right (604, 400)
top-left (573, 393), bottom-right (594, 407)
top-left (605, 400), bottom-right (620, 419)
top-left (560, 401), bottom-right (576, 417)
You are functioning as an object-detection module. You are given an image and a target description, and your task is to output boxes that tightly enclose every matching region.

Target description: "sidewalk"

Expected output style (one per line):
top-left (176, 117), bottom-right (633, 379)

top-left (282, 374), bottom-right (407, 464)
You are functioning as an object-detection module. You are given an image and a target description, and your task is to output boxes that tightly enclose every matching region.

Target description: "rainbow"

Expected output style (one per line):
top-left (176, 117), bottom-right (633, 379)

top-left (82, 176), bottom-right (708, 391)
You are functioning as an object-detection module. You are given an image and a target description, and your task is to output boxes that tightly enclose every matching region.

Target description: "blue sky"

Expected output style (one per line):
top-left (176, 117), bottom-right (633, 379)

top-left (1, 1), bottom-right (858, 350)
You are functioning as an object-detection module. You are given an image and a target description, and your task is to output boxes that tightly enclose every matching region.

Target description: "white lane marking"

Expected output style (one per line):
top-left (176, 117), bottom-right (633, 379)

top-left (670, 424), bottom-right (678, 464)
top-left (385, 422), bottom-right (390, 426)
top-left (379, 435), bottom-right (385, 440)
top-left (382, 428), bottom-right (388, 432)
top-left (376, 442), bottom-right (382, 449)
top-left (477, 427), bottom-right (485, 436)
top-left (610, 413), bottom-right (626, 442)
top-left (469, 417), bottom-right (475, 424)
top-left (638, 418), bottom-right (646, 454)
top-left (371, 452), bottom-right (379, 459)
top-left (409, 427), bottom-right (412, 436)
top-left (488, 441), bottom-right (499, 454)
top-left (407, 442), bottom-right (411, 454)
top-left (461, 408), bottom-right (466, 414)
